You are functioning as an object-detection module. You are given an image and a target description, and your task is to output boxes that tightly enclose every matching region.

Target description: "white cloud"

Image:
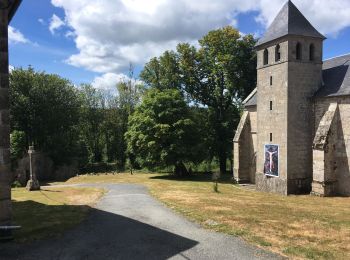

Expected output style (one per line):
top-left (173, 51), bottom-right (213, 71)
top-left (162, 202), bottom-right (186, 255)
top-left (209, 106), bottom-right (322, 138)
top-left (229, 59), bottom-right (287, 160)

top-left (92, 72), bottom-right (143, 93)
top-left (92, 73), bottom-right (127, 92)
top-left (38, 18), bottom-right (45, 25)
top-left (51, 0), bottom-right (350, 75)
top-left (8, 26), bottom-right (29, 44)
top-left (49, 14), bottom-right (65, 34)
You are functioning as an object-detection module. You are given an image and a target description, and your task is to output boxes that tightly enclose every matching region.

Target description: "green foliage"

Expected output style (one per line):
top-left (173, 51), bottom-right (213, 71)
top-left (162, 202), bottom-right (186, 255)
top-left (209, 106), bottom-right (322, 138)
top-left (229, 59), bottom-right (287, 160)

top-left (140, 51), bottom-right (181, 90)
top-left (78, 68), bottom-right (144, 170)
top-left (141, 26), bottom-right (257, 175)
top-left (126, 88), bottom-right (200, 171)
top-left (79, 84), bottom-right (106, 163)
top-left (10, 67), bottom-right (82, 165)
top-left (10, 130), bottom-right (27, 162)
top-left (9, 26), bottom-right (256, 176)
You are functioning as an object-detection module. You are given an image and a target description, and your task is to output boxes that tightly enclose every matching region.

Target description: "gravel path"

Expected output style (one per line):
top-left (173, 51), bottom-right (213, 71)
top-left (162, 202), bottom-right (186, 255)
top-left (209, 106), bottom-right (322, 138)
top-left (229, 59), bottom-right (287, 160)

top-left (0, 183), bottom-right (284, 260)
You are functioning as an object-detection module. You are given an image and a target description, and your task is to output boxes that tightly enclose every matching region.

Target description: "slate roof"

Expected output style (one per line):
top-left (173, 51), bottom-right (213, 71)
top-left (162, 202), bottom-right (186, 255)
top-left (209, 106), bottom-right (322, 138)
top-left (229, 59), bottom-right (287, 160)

top-left (7, 0), bottom-right (21, 23)
top-left (243, 54), bottom-right (350, 107)
top-left (316, 54), bottom-right (350, 98)
top-left (256, 0), bottom-right (325, 47)
top-left (244, 91), bottom-right (257, 107)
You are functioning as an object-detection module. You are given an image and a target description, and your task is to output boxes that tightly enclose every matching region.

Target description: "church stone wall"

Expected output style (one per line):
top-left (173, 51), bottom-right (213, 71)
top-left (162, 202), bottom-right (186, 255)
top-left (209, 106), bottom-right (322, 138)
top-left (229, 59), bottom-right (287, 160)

top-left (255, 36), bottom-right (323, 195)
top-left (256, 40), bottom-right (289, 195)
top-left (0, 8), bottom-right (11, 227)
top-left (314, 97), bottom-right (350, 196)
top-left (287, 58), bottom-right (323, 193)
top-left (233, 109), bottom-right (257, 183)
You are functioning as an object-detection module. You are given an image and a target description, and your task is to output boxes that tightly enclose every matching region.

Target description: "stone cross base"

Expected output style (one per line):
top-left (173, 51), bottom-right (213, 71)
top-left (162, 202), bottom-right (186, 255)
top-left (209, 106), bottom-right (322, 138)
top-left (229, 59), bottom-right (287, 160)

top-left (26, 179), bottom-right (40, 191)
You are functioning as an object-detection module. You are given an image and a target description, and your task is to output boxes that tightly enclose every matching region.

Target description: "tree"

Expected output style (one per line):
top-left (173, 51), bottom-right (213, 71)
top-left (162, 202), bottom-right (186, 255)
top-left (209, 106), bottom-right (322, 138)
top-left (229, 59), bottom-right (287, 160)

top-left (115, 66), bottom-right (145, 169)
top-left (177, 26), bottom-right (257, 175)
top-left (140, 27), bottom-right (256, 175)
top-left (125, 88), bottom-right (199, 175)
top-left (140, 51), bottom-right (181, 91)
top-left (79, 84), bottom-right (105, 163)
top-left (10, 67), bottom-right (82, 165)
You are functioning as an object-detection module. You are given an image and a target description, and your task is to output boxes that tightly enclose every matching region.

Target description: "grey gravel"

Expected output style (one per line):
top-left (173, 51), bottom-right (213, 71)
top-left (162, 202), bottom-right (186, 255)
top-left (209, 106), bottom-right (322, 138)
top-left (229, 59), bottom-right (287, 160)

top-left (0, 183), bottom-right (284, 260)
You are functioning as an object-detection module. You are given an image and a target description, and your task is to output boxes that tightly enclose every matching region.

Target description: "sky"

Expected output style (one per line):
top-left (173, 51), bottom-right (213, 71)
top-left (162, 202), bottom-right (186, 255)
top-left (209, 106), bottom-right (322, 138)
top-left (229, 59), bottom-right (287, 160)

top-left (8, 0), bottom-right (350, 92)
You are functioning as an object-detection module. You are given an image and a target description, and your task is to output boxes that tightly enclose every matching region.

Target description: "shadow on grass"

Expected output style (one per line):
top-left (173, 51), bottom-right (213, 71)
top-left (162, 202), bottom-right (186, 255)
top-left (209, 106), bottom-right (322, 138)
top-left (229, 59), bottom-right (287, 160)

top-left (149, 172), bottom-right (234, 184)
top-left (1, 200), bottom-right (198, 260)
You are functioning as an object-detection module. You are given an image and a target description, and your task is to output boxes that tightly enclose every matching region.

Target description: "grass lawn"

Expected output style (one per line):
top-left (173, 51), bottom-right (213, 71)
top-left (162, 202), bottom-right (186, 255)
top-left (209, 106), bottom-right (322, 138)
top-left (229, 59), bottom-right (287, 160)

top-left (66, 172), bottom-right (350, 260)
top-left (12, 186), bottom-right (105, 242)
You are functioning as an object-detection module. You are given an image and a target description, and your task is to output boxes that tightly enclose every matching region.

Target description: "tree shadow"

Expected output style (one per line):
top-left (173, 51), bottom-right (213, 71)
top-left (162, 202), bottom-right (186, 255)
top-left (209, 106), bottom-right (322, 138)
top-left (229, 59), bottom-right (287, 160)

top-left (0, 200), bottom-right (198, 260)
top-left (149, 172), bottom-right (234, 183)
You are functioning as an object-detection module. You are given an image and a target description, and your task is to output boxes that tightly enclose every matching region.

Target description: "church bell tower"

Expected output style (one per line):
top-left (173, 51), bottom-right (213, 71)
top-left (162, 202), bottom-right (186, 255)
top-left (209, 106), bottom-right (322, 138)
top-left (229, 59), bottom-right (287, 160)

top-left (255, 0), bottom-right (325, 194)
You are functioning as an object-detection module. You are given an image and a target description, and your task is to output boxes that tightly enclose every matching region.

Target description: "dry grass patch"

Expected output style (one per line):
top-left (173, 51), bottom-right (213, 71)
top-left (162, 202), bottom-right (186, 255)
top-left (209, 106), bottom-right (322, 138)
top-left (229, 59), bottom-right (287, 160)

top-left (12, 186), bottom-right (105, 242)
top-left (67, 173), bottom-right (350, 259)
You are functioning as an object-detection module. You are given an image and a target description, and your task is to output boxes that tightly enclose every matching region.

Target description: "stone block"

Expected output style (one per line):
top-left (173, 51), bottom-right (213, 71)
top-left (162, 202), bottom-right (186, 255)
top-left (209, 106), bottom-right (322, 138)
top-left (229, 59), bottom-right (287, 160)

top-left (256, 173), bottom-right (288, 195)
top-left (0, 88), bottom-right (8, 109)
top-left (0, 39), bottom-right (8, 53)
top-left (0, 149), bottom-right (10, 165)
top-left (0, 199), bottom-right (11, 224)
top-left (0, 125), bottom-right (10, 147)
top-left (0, 110), bottom-right (9, 124)
top-left (0, 182), bottom-right (10, 200)
top-left (0, 52), bottom-right (8, 71)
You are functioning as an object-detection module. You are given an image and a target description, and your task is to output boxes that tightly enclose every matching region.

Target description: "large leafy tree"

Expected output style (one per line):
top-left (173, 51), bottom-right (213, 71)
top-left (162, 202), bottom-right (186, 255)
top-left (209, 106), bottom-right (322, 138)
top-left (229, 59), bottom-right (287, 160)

top-left (140, 26), bottom-right (256, 175)
top-left (125, 88), bottom-right (199, 175)
top-left (177, 26), bottom-right (256, 175)
top-left (113, 75), bottom-right (145, 168)
top-left (140, 51), bottom-right (181, 90)
top-left (10, 67), bottom-right (82, 165)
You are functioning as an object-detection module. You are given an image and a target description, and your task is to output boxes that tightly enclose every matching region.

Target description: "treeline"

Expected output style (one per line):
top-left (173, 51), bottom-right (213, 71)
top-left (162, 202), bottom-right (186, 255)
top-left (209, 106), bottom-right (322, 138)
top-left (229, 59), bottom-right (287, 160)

top-left (10, 26), bottom-right (256, 176)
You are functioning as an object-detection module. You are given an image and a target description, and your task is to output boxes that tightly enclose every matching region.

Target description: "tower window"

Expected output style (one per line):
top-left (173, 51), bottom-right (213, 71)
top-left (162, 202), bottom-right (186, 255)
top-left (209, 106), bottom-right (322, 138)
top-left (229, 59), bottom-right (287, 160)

top-left (309, 44), bottom-right (315, 61)
top-left (270, 101), bottom-right (273, 110)
top-left (263, 49), bottom-right (269, 65)
top-left (275, 44), bottom-right (281, 62)
top-left (296, 42), bottom-right (302, 60)
top-left (270, 76), bottom-right (273, 86)
top-left (270, 133), bottom-right (273, 142)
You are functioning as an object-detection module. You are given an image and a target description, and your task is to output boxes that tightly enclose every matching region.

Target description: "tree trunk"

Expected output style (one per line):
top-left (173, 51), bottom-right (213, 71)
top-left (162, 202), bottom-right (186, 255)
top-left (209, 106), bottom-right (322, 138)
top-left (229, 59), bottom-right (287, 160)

top-left (174, 161), bottom-right (189, 177)
top-left (219, 151), bottom-right (226, 176)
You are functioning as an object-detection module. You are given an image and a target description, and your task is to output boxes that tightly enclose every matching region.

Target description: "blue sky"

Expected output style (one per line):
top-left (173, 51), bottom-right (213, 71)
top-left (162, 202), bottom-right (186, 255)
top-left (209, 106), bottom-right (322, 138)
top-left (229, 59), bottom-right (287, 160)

top-left (9, 0), bottom-right (99, 85)
top-left (8, 0), bottom-right (350, 91)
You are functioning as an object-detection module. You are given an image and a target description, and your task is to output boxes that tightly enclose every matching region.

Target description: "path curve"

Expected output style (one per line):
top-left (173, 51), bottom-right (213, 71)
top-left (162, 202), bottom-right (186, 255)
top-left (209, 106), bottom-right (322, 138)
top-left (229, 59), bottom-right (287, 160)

top-left (1, 183), bottom-right (284, 260)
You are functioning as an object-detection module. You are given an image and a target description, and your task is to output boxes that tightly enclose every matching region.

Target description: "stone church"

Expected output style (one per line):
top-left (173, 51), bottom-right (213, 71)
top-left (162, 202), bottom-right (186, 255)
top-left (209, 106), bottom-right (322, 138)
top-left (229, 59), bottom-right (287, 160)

top-left (233, 0), bottom-right (350, 196)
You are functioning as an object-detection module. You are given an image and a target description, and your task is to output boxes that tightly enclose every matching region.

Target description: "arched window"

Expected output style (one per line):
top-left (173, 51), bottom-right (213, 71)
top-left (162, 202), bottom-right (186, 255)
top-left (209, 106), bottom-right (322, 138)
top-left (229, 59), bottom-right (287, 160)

top-left (296, 42), bottom-right (302, 60)
top-left (275, 44), bottom-right (281, 62)
top-left (263, 49), bottom-right (269, 65)
top-left (309, 44), bottom-right (315, 61)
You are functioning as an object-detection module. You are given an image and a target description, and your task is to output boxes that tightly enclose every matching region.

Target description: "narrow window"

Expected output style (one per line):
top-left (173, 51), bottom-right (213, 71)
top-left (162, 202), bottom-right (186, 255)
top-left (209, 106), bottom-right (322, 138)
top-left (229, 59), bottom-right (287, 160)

top-left (270, 76), bottom-right (273, 86)
top-left (275, 44), bottom-right (281, 62)
top-left (263, 49), bottom-right (269, 65)
top-left (309, 44), bottom-right (315, 61)
top-left (270, 133), bottom-right (273, 142)
top-left (296, 42), bottom-right (302, 60)
top-left (270, 101), bottom-right (273, 110)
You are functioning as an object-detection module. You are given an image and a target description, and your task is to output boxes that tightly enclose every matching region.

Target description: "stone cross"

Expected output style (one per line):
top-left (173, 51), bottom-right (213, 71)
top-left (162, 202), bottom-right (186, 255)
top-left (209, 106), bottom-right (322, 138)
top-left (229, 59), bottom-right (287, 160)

top-left (26, 145), bottom-right (40, 191)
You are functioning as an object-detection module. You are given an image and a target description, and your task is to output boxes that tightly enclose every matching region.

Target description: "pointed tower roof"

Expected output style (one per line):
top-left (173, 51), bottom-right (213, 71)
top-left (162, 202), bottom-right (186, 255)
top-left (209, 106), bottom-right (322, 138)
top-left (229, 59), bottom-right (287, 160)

top-left (256, 0), bottom-right (325, 47)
